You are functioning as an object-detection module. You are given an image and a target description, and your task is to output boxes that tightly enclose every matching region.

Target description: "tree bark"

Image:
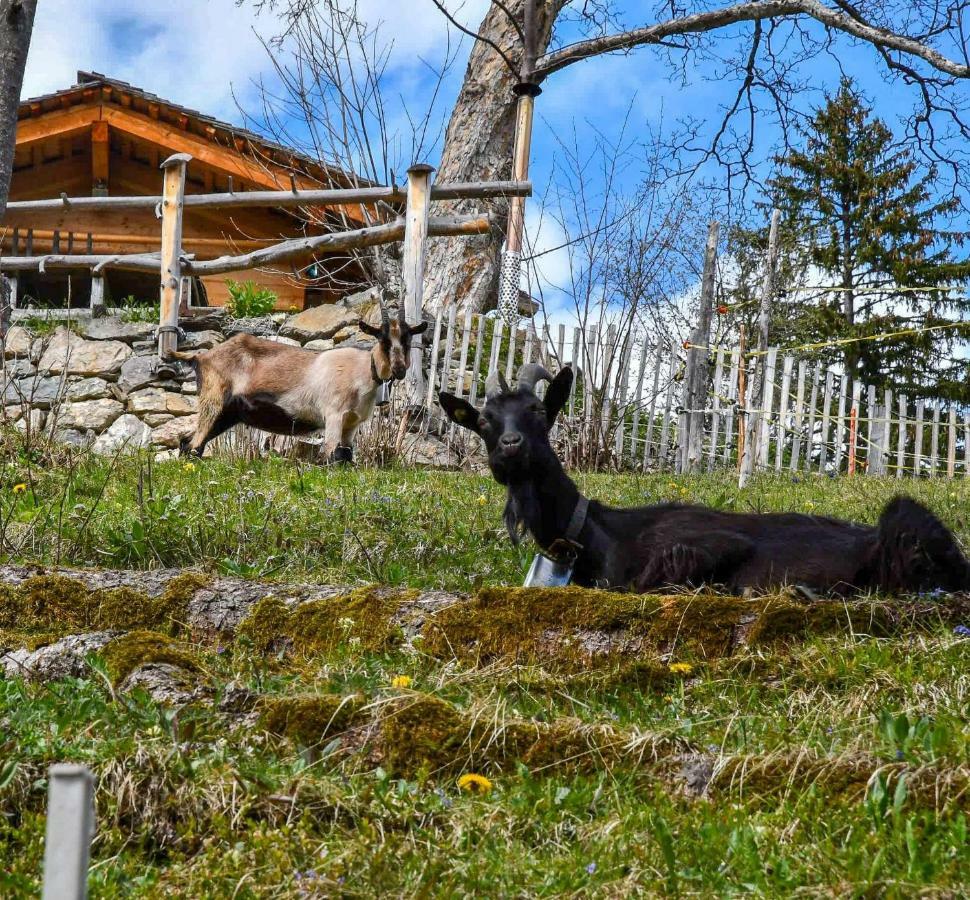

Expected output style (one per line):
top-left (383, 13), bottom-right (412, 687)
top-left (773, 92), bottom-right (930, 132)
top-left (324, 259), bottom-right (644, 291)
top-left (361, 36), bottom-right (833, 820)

top-left (0, 0), bottom-right (36, 219)
top-left (424, 0), bottom-right (566, 314)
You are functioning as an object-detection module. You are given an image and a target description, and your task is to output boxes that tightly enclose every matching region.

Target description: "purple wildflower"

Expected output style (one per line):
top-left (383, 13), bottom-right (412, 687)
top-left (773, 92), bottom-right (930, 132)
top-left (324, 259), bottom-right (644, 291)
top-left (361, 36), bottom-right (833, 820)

top-left (586, 862), bottom-right (597, 875)
top-left (954, 624), bottom-right (970, 637)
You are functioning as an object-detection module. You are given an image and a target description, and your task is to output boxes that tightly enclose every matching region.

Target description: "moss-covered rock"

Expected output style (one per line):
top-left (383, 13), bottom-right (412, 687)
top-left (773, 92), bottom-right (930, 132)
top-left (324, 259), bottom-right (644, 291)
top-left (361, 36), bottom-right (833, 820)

top-left (259, 693), bottom-right (365, 745)
top-left (102, 630), bottom-right (202, 686)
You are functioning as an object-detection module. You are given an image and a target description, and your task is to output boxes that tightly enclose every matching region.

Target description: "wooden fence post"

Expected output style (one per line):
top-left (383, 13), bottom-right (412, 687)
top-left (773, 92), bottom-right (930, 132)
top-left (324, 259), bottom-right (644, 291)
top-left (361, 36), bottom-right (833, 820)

top-left (89, 274), bottom-right (105, 318)
top-left (42, 764), bottom-right (94, 900)
top-left (156, 153), bottom-right (190, 371)
top-left (681, 220), bottom-right (719, 473)
top-left (403, 163), bottom-right (434, 404)
top-left (739, 208), bottom-right (781, 487)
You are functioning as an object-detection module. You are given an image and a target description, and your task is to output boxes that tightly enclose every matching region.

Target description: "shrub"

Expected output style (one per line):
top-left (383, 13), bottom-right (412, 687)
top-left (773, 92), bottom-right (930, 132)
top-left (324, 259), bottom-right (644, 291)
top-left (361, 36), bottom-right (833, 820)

top-left (225, 280), bottom-right (278, 318)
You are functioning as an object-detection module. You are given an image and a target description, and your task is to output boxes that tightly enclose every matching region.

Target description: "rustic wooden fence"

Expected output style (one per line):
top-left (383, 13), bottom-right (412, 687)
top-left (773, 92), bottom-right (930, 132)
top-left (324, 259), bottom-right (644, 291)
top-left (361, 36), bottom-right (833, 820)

top-left (420, 307), bottom-right (970, 478)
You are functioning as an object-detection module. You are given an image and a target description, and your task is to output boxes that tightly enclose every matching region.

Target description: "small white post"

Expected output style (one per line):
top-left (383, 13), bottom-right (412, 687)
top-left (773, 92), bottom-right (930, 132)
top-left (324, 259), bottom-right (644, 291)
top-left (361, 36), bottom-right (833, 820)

top-left (89, 274), bottom-right (105, 318)
top-left (157, 153), bottom-right (191, 370)
top-left (42, 764), bottom-right (95, 900)
top-left (402, 162), bottom-right (434, 404)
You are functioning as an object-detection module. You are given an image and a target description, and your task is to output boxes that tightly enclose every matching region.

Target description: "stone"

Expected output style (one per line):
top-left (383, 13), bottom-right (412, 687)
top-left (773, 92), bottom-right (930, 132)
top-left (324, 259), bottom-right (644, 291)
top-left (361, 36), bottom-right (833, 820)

top-left (3, 358), bottom-right (36, 378)
top-left (179, 330), bottom-right (224, 350)
top-left (92, 414), bottom-right (153, 454)
top-left (38, 327), bottom-right (132, 376)
top-left (143, 413), bottom-right (174, 427)
top-left (14, 408), bottom-right (46, 433)
top-left (331, 326), bottom-right (358, 344)
top-left (67, 377), bottom-right (112, 402)
top-left (2, 325), bottom-right (32, 357)
top-left (52, 428), bottom-right (92, 449)
top-left (1, 631), bottom-right (119, 681)
top-left (79, 317), bottom-right (155, 343)
top-left (225, 316), bottom-right (277, 337)
top-left (400, 434), bottom-right (461, 468)
top-left (267, 334), bottom-right (302, 347)
top-left (151, 414), bottom-right (198, 448)
top-left (182, 380), bottom-right (197, 395)
top-left (303, 339), bottom-right (334, 352)
top-left (128, 388), bottom-right (197, 416)
top-left (2, 404), bottom-right (23, 423)
top-left (182, 309), bottom-right (226, 331)
top-left (118, 355), bottom-right (159, 394)
top-left (52, 398), bottom-right (124, 431)
top-left (2, 375), bottom-right (65, 409)
top-left (279, 302), bottom-right (358, 341)
top-left (131, 340), bottom-right (155, 352)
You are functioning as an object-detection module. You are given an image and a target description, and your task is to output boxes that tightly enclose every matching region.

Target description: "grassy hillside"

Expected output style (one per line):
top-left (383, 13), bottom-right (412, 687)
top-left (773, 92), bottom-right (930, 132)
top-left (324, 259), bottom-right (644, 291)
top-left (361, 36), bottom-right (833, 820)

top-left (1, 438), bottom-right (968, 896)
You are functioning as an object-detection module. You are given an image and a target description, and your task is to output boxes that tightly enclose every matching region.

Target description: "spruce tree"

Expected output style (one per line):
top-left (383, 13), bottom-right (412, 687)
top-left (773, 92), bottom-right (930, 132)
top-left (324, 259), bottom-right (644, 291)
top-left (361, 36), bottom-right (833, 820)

top-left (735, 79), bottom-right (969, 400)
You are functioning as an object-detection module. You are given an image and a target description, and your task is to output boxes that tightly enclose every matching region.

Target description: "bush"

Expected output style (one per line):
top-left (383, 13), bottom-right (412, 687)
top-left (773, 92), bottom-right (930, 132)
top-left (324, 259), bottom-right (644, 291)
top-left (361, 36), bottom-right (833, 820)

top-left (225, 280), bottom-right (278, 318)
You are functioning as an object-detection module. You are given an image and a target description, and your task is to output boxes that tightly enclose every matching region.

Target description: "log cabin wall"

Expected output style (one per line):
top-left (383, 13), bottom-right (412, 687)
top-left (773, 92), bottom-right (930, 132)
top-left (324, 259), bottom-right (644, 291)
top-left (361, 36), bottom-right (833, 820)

top-left (2, 71), bottom-right (366, 311)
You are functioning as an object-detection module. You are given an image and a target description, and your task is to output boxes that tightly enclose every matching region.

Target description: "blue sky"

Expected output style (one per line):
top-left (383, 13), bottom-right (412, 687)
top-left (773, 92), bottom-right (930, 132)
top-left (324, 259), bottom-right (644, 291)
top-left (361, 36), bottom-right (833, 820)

top-left (22, 1), bottom-right (970, 325)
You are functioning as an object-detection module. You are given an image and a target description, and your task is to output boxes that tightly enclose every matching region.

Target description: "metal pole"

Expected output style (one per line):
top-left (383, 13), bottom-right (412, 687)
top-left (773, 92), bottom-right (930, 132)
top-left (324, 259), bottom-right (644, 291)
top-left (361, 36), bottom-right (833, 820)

top-left (42, 764), bottom-right (95, 900)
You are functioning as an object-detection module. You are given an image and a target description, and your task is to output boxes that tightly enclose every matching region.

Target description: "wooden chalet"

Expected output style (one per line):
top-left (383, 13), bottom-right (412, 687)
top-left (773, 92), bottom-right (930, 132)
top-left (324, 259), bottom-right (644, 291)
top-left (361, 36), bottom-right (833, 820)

top-left (2, 71), bottom-right (369, 311)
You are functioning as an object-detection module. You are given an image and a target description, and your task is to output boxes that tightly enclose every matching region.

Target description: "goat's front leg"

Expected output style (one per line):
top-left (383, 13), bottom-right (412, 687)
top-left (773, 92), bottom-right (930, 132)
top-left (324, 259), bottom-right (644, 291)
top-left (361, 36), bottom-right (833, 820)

top-left (322, 417), bottom-right (352, 464)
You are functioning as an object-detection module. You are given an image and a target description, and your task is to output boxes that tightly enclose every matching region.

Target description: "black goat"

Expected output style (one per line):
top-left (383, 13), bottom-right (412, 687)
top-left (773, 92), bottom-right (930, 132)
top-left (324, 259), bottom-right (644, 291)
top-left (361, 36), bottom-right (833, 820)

top-left (440, 364), bottom-right (970, 595)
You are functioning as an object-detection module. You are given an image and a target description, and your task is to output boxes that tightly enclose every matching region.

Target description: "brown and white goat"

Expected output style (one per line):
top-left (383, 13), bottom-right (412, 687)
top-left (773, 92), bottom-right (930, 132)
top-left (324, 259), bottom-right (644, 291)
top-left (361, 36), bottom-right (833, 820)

top-left (167, 303), bottom-right (426, 462)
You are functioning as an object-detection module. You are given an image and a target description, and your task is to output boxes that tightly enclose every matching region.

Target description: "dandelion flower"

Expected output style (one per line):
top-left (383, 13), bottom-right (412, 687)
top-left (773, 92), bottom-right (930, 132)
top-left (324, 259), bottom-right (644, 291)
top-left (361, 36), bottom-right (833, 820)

top-left (12, 483), bottom-right (27, 494)
top-left (391, 675), bottom-right (412, 689)
top-left (477, 494), bottom-right (488, 506)
top-left (182, 462), bottom-right (196, 472)
top-left (669, 662), bottom-right (693, 675)
top-left (457, 773), bottom-right (493, 794)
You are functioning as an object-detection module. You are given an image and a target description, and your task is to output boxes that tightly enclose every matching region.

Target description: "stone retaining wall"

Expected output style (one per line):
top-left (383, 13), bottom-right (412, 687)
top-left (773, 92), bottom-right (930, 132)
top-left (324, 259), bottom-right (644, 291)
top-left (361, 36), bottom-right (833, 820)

top-left (1, 287), bottom-right (403, 458)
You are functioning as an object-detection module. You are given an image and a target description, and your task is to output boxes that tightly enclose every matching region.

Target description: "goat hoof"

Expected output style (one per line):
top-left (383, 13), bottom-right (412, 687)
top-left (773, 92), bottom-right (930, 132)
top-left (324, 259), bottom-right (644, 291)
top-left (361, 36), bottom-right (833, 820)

top-left (330, 445), bottom-right (353, 465)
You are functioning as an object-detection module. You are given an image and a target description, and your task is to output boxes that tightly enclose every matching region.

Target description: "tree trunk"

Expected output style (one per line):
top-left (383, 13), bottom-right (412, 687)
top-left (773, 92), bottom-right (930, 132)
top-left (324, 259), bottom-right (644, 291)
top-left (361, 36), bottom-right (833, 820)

top-left (0, 0), bottom-right (37, 219)
top-left (424, 0), bottom-right (566, 314)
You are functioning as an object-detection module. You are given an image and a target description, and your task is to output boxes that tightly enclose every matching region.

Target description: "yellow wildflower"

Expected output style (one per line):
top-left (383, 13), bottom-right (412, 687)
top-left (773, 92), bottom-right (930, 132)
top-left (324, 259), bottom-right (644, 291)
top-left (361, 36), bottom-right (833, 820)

top-left (668, 481), bottom-right (678, 490)
top-left (12, 483), bottom-right (27, 494)
top-left (477, 494), bottom-right (488, 506)
top-left (183, 462), bottom-right (196, 473)
top-left (457, 773), bottom-right (493, 794)
top-left (805, 501), bottom-right (816, 510)
top-left (668, 662), bottom-right (693, 675)
top-left (391, 675), bottom-right (412, 689)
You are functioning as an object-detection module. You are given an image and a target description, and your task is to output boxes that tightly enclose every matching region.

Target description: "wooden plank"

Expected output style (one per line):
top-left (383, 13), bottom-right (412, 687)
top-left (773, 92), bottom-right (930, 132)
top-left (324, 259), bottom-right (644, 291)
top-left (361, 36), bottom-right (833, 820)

top-left (964, 412), bottom-right (970, 477)
top-left (914, 399), bottom-right (925, 475)
top-left (467, 314), bottom-right (487, 406)
top-left (707, 346), bottom-right (726, 470)
top-left (401, 164), bottom-right (433, 401)
top-left (644, 343), bottom-right (664, 467)
top-left (848, 380), bottom-right (862, 474)
top-left (423, 307), bottom-right (445, 409)
top-left (865, 384), bottom-right (877, 473)
top-left (557, 323), bottom-right (565, 370)
top-left (440, 304), bottom-right (458, 395)
top-left (818, 369), bottom-right (834, 473)
top-left (803, 364), bottom-right (821, 472)
top-left (879, 388), bottom-right (893, 477)
top-left (584, 325), bottom-right (598, 430)
top-left (14, 103), bottom-right (101, 146)
top-left (658, 347), bottom-right (677, 466)
top-left (722, 348), bottom-right (741, 466)
top-left (569, 327), bottom-right (581, 417)
top-left (488, 317), bottom-right (504, 375)
top-left (896, 394), bottom-right (908, 478)
top-left (833, 375), bottom-right (848, 473)
top-left (929, 402), bottom-right (941, 477)
top-left (774, 354), bottom-right (794, 471)
top-left (947, 405), bottom-right (957, 478)
top-left (523, 325), bottom-right (534, 366)
top-left (455, 309), bottom-right (473, 399)
top-left (630, 337), bottom-right (650, 464)
top-left (756, 347), bottom-right (778, 470)
top-left (89, 275), bottom-right (105, 317)
top-left (789, 359), bottom-right (807, 471)
top-left (614, 336), bottom-right (632, 462)
top-left (91, 119), bottom-right (109, 188)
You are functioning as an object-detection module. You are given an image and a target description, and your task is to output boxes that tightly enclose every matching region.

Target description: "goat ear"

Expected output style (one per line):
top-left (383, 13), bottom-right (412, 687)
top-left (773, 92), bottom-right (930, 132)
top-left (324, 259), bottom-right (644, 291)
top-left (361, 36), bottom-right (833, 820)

top-left (408, 321), bottom-right (429, 336)
top-left (359, 319), bottom-right (383, 337)
top-left (438, 392), bottom-right (481, 434)
top-left (543, 367), bottom-right (573, 427)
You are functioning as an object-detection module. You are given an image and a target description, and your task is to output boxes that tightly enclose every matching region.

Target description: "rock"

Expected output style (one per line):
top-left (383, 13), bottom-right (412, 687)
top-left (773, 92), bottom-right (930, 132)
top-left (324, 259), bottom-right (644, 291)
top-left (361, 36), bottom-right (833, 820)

top-left (225, 316), bottom-right (277, 337)
top-left (400, 434), bottom-right (461, 468)
top-left (2, 376), bottom-right (65, 408)
top-left (79, 317), bottom-right (155, 343)
top-left (182, 309), bottom-right (226, 331)
top-left (331, 326), bottom-right (358, 344)
top-left (143, 413), bottom-right (174, 427)
top-left (131, 340), bottom-right (155, 352)
top-left (118, 354), bottom-right (160, 394)
top-left (154, 449), bottom-right (179, 461)
top-left (344, 286), bottom-right (381, 309)
top-left (2, 325), bottom-right (32, 357)
top-left (52, 398), bottom-right (124, 431)
top-left (128, 388), bottom-right (197, 416)
top-left (151, 414), bottom-right (198, 448)
top-left (3, 358), bottom-right (36, 379)
top-left (119, 662), bottom-right (205, 707)
top-left (0, 631), bottom-right (119, 680)
top-left (179, 330), bottom-right (224, 350)
top-left (182, 380), bottom-right (197, 395)
top-left (38, 327), bottom-right (132, 376)
top-left (14, 408), bottom-right (46, 433)
top-left (279, 302), bottom-right (358, 341)
top-left (92, 414), bottom-right (153, 454)
top-left (267, 334), bottom-right (302, 347)
top-left (303, 339), bottom-right (334, 352)
top-left (67, 377), bottom-right (112, 401)
top-left (52, 428), bottom-right (92, 449)
top-left (2, 404), bottom-right (22, 423)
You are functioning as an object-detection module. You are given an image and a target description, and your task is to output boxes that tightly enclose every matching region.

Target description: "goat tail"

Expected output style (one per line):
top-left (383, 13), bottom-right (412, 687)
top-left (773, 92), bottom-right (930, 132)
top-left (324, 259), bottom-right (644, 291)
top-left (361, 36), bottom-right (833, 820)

top-left (866, 496), bottom-right (970, 594)
top-left (164, 348), bottom-right (200, 363)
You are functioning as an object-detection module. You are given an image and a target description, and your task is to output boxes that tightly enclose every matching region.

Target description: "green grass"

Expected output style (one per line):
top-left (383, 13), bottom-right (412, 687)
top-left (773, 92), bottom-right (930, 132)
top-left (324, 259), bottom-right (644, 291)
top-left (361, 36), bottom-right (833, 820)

top-left (1, 432), bottom-right (969, 896)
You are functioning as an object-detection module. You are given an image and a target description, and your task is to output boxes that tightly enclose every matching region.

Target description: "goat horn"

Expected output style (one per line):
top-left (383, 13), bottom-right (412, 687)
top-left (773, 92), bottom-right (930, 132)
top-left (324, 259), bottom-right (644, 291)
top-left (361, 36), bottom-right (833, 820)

top-left (517, 363), bottom-right (554, 395)
top-left (398, 295), bottom-right (407, 323)
top-left (380, 300), bottom-right (390, 331)
top-left (484, 369), bottom-right (510, 400)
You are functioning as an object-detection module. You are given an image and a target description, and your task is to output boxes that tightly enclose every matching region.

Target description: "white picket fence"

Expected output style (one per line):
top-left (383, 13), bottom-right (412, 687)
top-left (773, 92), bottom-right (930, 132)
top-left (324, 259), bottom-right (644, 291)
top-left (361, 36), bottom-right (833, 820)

top-left (423, 311), bottom-right (970, 477)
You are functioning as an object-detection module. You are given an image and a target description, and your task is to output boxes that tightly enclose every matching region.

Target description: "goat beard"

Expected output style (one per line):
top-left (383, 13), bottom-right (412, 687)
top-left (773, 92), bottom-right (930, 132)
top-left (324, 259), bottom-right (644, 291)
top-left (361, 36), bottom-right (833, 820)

top-left (503, 482), bottom-right (543, 545)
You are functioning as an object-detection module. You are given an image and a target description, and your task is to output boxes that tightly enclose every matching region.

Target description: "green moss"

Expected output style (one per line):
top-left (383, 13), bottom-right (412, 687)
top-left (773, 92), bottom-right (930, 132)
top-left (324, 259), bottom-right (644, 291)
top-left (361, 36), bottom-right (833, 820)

top-left (747, 596), bottom-right (895, 645)
top-left (102, 630), bottom-right (202, 686)
top-left (381, 694), bottom-right (467, 775)
top-left (235, 586), bottom-right (417, 659)
top-left (259, 693), bottom-right (365, 745)
top-left (0, 571), bottom-right (211, 647)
